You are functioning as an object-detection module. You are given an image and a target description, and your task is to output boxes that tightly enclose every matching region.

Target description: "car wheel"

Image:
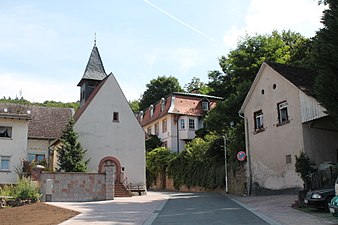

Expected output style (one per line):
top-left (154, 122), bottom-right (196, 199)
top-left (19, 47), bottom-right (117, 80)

top-left (325, 196), bottom-right (334, 212)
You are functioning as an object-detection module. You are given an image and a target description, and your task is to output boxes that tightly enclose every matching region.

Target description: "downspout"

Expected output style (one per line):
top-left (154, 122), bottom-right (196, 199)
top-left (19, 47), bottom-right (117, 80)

top-left (239, 112), bottom-right (252, 196)
top-left (176, 115), bottom-right (181, 154)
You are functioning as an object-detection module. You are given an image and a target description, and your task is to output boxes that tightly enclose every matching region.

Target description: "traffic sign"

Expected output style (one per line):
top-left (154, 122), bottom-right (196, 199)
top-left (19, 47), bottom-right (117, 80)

top-left (237, 151), bottom-right (246, 161)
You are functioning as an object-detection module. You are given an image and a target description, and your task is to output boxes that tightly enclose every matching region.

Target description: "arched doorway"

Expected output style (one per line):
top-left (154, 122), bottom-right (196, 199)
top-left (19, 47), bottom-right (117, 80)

top-left (98, 156), bottom-right (121, 182)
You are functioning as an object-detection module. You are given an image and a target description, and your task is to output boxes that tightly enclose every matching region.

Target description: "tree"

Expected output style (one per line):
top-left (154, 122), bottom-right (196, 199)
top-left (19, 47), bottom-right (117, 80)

top-left (139, 76), bottom-right (183, 110)
top-left (145, 135), bottom-right (162, 152)
top-left (129, 100), bottom-right (140, 113)
top-left (184, 77), bottom-right (211, 94)
top-left (57, 119), bottom-right (88, 172)
top-left (314, 0), bottom-right (338, 124)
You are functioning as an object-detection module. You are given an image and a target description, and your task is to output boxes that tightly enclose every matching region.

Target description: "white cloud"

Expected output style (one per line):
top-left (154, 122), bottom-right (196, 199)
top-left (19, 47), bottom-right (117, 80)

top-left (223, 0), bottom-right (326, 48)
top-left (0, 73), bottom-right (78, 103)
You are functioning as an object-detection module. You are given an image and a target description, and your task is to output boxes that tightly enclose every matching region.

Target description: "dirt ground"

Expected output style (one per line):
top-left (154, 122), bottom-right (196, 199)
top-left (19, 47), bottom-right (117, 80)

top-left (0, 202), bottom-right (79, 225)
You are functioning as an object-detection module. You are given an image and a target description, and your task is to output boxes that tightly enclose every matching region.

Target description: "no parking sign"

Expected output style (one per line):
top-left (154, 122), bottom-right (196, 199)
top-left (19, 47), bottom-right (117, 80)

top-left (237, 151), bottom-right (246, 161)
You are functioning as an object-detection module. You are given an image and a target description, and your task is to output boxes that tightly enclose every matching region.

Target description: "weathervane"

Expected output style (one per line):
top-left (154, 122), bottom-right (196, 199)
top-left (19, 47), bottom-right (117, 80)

top-left (94, 32), bottom-right (97, 46)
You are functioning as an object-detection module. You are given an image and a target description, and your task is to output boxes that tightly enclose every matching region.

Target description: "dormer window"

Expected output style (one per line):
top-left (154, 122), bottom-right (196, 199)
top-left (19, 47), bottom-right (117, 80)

top-left (202, 101), bottom-right (209, 111)
top-left (150, 105), bottom-right (154, 117)
top-left (139, 111), bottom-right (144, 122)
top-left (161, 98), bottom-right (165, 112)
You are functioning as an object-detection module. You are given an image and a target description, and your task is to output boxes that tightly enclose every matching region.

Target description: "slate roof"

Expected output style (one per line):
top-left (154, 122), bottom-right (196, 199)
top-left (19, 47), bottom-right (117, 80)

top-left (139, 92), bottom-right (223, 126)
top-left (28, 106), bottom-right (73, 139)
top-left (0, 103), bottom-right (32, 120)
top-left (77, 44), bottom-right (107, 86)
top-left (267, 62), bottom-right (317, 97)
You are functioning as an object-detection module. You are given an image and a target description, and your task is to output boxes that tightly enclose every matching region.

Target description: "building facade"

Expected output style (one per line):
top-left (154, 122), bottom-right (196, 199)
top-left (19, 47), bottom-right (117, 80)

top-left (139, 92), bottom-right (223, 153)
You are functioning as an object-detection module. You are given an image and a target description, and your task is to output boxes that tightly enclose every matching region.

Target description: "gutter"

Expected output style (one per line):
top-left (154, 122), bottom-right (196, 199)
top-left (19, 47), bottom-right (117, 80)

top-left (239, 112), bottom-right (252, 196)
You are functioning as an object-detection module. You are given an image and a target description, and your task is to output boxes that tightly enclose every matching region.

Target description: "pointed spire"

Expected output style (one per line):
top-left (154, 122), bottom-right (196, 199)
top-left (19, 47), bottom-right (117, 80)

top-left (94, 32), bottom-right (97, 47)
top-left (78, 41), bottom-right (107, 85)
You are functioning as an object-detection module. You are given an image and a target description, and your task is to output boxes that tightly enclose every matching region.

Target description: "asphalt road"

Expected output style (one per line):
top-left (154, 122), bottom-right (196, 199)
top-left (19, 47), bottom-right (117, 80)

top-left (151, 192), bottom-right (270, 225)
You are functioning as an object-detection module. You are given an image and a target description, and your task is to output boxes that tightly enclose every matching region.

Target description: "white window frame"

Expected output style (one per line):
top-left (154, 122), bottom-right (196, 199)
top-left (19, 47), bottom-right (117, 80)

top-left (180, 118), bottom-right (185, 130)
top-left (202, 101), bottom-right (209, 111)
top-left (147, 126), bottom-right (151, 135)
top-left (0, 156), bottom-right (10, 171)
top-left (254, 110), bottom-right (264, 130)
top-left (162, 119), bottom-right (167, 133)
top-left (155, 122), bottom-right (159, 135)
top-left (278, 101), bottom-right (289, 124)
top-left (0, 126), bottom-right (12, 138)
top-left (188, 118), bottom-right (195, 130)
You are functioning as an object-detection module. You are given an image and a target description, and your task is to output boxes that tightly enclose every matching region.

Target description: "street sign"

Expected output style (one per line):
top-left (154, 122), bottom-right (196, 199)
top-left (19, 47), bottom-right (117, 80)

top-left (237, 151), bottom-right (246, 161)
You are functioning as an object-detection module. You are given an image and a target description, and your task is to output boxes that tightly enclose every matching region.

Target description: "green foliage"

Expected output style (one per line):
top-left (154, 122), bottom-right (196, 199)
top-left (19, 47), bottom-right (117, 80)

top-left (314, 0), bottom-right (338, 124)
top-left (57, 119), bottom-right (89, 172)
top-left (295, 152), bottom-right (314, 182)
top-left (129, 100), bottom-right (140, 113)
top-left (145, 135), bottom-right (163, 152)
top-left (146, 147), bottom-right (176, 175)
top-left (184, 77), bottom-right (211, 94)
top-left (0, 178), bottom-right (41, 202)
top-left (168, 134), bottom-right (226, 189)
top-left (0, 97), bottom-right (80, 111)
top-left (139, 76), bottom-right (183, 110)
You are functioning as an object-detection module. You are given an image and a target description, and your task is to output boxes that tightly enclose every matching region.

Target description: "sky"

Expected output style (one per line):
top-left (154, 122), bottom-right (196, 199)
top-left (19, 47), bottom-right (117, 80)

top-left (0, 0), bottom-right (326, 103)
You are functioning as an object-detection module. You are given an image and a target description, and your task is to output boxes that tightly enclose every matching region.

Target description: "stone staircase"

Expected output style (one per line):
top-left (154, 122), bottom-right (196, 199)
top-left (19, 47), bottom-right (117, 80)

top-left (114, 181), bottom-right (132, 197)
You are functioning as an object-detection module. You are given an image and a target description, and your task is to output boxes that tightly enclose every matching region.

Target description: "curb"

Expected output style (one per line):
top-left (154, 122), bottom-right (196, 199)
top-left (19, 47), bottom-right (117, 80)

top-left (142, 196), bottom-right (169, 225)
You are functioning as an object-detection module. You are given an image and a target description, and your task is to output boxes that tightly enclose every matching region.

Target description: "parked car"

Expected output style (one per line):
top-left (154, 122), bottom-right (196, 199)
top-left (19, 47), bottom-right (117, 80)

top-left (304, 186), bottom-right (335, 212)
top-left (328, 177), bottom-right (338, 216)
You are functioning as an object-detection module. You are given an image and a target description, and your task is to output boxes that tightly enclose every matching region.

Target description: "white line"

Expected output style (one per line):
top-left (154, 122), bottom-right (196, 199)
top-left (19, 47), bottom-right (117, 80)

top-left (144, 0), bottom-right (216, 43)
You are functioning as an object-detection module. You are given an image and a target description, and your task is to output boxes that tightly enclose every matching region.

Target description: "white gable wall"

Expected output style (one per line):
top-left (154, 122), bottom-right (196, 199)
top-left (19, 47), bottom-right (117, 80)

top-left (243, 65), bottom-right (304, 189)
top-left (0, 118), bottom-right (28, 184)
top-left (75, 74), bottom-right (146, 185)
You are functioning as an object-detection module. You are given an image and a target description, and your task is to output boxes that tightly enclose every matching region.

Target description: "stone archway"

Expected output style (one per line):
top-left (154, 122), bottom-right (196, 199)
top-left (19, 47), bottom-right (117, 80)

top-left (98, 156), bottom-right (121, 182)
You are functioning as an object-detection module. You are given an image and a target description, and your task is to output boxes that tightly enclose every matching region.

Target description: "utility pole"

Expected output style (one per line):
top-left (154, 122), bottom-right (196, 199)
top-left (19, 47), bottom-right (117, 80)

top-left (224, 135), bottom-right (228, 193)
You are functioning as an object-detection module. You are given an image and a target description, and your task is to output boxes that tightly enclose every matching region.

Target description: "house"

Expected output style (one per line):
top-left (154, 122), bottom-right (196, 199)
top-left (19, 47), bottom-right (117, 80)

top-left (27, 106), bottom-right (73, 168)
top-left (0, 103), bottom-right (31, 184)
top-left (0, 103), bottom-right (73, 184)
top-left (239, 62), bottom-right (338, 192)
top-left (73, 42), bottom-right (146, 188)
top-left (139, 92), bottom-right (223, 153)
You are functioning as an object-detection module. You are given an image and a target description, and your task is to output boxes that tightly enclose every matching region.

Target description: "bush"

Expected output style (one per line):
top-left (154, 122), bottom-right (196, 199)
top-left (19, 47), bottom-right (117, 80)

top-left (6, 178), bottom-right (42, 202)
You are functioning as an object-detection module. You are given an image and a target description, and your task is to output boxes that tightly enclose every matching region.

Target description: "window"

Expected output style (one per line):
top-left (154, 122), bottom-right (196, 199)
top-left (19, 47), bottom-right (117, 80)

top-left (286, 154), bottom-right (292, 164)
top-left (161, 98), bottom-right (165, 112)
top-left (202, 101), bottom-right (209, 111)
top-left (189, 118), bottom-right (195, 130)
top-left (278, 101), bottom-right (289, 124)
top-left (139, 111), bottom-right (144, 122)
top-left (147, 126), bottom-right (151, 135)
top-left (180, 119), bottom-right (185, 129)
top-left (254, 110), bottom-right (264, 131)
top-left (162, 119), bottom-right (167, 133)
top-left (155, 122), bottom-right (159, 135)
top-left (150, 105), bottom-right (154, 117)
top-left (0, 156), bottom-right (10, 171)
top-left (113, 112), bottom-right (119, 122)
top-left (28, 154), bottom-right (45, 162)
top-left (162, 141), bottom-right (168, 148)
top-left (0, 126), bottom-right (12, 138)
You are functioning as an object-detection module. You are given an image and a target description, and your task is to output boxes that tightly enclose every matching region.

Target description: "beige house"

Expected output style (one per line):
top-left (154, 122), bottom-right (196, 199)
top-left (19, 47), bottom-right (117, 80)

top-left (28, 106), bottom-right (73, 166)
top-left (73, 43), bottom-right (146, 188)
top-left (139, 92), bottom-right (223, 153)
top-left (239, 62), bottom-right (338, 191)
top-left (0, 103), bottom-right (31, 184)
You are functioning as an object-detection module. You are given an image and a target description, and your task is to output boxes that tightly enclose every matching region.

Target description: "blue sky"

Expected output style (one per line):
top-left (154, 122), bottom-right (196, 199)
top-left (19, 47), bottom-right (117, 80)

top-left (0, 0), bottom-right (325, 102)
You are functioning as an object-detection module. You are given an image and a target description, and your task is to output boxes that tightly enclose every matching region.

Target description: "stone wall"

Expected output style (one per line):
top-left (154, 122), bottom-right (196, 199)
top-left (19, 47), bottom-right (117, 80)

top-left (39, 165), bottom-right (115, 202)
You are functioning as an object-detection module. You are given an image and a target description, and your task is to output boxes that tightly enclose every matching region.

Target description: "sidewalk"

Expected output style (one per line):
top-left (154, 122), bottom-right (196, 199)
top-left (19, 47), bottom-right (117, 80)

top-left (47, 192), bottom-right (169, 225)
top-left (229, 194), bottom-right (338, 225)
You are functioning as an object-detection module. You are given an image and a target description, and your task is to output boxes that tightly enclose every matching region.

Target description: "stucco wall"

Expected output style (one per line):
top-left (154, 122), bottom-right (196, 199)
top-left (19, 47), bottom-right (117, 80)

top-left (302, 118), bottom-right (338, 166)
top-left (243, 66), bottom-right (304, 189)
top-left (27, 138), bottom-right (51, 159)
top-left (75, 74), bottom-right (146, 186)
top-left (0, 118), bottom-right (29, 184)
